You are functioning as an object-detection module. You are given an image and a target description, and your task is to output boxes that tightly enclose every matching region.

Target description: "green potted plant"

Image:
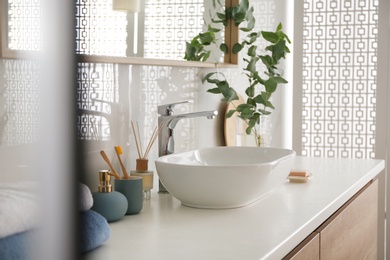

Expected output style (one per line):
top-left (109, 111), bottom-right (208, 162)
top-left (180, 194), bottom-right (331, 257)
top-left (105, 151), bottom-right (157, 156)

top-left (184, 0), bottom-right (291, 146)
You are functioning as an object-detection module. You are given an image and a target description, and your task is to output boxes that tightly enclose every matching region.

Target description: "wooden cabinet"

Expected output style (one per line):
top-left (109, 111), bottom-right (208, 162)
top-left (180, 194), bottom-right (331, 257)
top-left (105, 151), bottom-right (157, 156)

top-left (285, 179), bottom-right (378, 260)
top-left (319, 179), bottom-right (378, 259)
top-left (284, 233), bottom-right (320, 260)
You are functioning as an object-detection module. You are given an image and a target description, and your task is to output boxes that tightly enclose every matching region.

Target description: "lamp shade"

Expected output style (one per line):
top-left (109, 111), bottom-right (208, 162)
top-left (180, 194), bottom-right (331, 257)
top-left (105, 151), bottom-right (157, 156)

top-left (112, 0), bottom-right (140, 13)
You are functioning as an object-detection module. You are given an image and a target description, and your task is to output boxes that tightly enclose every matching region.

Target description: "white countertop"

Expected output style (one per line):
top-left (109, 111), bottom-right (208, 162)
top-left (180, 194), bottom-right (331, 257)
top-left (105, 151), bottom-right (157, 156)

top-left (84, 156), bottom-right (385, 260)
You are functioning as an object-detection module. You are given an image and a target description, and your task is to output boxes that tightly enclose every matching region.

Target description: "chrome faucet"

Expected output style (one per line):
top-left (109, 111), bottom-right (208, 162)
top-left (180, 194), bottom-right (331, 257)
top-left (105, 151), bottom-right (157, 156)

top-left (157, 100), bottom-right (218, 193)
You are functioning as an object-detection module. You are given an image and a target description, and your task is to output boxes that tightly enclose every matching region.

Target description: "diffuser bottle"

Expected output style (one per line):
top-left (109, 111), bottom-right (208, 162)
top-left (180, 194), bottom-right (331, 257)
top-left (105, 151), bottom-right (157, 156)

top-left (91, 170), bottom-right (128, 222)
top-left (131, 159), bottom-right (154, 200)
top-left (130, 120), bottom-right (160, 200)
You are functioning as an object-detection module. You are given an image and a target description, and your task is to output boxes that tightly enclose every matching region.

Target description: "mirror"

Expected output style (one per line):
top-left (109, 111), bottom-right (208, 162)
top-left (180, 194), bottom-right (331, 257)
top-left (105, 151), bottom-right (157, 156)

top-left (1, 0), bottom-right (238, 67)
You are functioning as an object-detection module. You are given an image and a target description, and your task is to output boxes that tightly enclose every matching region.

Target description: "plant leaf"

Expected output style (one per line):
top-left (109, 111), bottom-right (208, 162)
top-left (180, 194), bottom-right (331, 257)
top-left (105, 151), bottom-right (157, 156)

top-left (216, 80), bottom-right (229, 89)
top-left (276, 22), bottom-right (282, 31)
top-left (233, 43), bottom-right (243, 54)
top-left (215, 80), bottom-right (238, 102)
top-left (245, 86), bottom-right (255, 97)
top-left (247, 97), bottom-right (256, 106)
top-left (261, 91), bottom-right (271, 100)
top-left (265, 100), bottom-right (275, 109)
top-left (206, 78), bottom-right (223, 84)
top-left (246, 56), bottom-right (259, 73)
top-left (199, 32), bottom-right (215, 46)
top-left (208, 25), bottom-right (221, 33)
top-left (207, 87), bottom-right (221, 94)
top-left (247, 32), bottom-right (260, 44)
top-left (273, 76), bottom-right (288, 84)
top-left (240, 0), bottom-right (249, 10)
top-left (233, 12), bottom-right (246, 25)
top-left (184, 42), bottom-right (196, 61)
top-left (259, 55), bottom-right (274, 68)
top-left (261, 31), bottom-right (279, 43)
top-left (216, 12), bottom-right (226, 21)
top-left (247, 45), bottom-right (257, 56)
top-left (278, 31), bottom-right (291, 44)
top-left (264, 78), bottom-right (277, 93)
top-left (202, 72), bottom-right (216, 83)
top-left (240, 18), bottom-right (255, 32)
top-left (272, 39), bottom-right (286, 61)
top-left (240, 108), bottom-right (254, 119)
top-left (248, 113), bottom-right (259, 127)
top-left (236, 103), bottom-right (253, 112)
top-left (253, 94), bottom-right (267, 106)
top-left (201, 51), bottom-right (211, 62)
top-left (258, 109), bottom-right (272, 115)
top-left (226, 109), bottom-right (236, 118)
top-left (220, 43), bottom-right (228, 53)
top-left (221, 88), bottom-right (238, 102)
top-left (245, 126), bottom-right (252, 135)
top-left (240, 7), bottom-right (255, 32)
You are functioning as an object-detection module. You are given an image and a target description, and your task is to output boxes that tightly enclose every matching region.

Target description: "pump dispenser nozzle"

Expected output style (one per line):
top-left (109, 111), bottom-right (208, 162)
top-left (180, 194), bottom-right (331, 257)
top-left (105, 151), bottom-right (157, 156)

top-left (98, 170), bottom-right (113, 192)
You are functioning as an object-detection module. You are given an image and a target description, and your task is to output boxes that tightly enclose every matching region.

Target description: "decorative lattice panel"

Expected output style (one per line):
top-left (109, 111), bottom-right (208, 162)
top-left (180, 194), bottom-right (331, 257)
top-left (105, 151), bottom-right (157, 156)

top-left (7, 0), bottom-right (42, 51)
top-left (76, 63), bottom-right (119, 141)
top-left (302, 0), bottom-right (378, 158)
top-left (1, 59), bottom-right (40, 146)
top-left (75, 0), bottom-right (127, 56)
top-left (144, 0), bottom-right (205, 60)
top-left (252, 1), bottom-right (276, 32)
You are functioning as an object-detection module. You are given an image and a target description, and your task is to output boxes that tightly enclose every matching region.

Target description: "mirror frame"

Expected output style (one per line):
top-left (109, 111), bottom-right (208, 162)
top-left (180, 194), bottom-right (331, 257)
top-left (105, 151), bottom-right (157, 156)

top-left (0, 0), bottom-right (239, 68)
top-left (0, 0), bottom-right (9, 58)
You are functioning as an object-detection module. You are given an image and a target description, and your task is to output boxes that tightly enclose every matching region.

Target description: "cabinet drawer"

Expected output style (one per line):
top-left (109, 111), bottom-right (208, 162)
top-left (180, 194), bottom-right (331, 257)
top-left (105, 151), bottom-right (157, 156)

top-left (285, 179), bottom-right (378, 260)
top-left (318, 180), bottom-right (378, 260)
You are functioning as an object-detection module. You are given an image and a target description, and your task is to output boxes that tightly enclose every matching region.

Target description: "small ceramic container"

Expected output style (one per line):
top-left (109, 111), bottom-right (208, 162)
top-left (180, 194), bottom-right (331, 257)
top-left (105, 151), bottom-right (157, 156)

top-left (114, 176), bottom-right (143, 215)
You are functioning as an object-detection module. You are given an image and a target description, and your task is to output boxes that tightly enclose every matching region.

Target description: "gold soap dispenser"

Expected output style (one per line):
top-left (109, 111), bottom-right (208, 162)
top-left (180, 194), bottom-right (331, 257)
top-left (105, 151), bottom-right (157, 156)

top-left (91, 170), bottom-right (128, 222)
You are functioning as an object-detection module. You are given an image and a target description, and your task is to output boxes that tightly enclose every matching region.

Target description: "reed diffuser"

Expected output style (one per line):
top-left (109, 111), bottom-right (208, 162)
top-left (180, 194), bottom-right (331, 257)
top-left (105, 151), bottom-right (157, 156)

top-left (130, 121), bottom-right (161, 200)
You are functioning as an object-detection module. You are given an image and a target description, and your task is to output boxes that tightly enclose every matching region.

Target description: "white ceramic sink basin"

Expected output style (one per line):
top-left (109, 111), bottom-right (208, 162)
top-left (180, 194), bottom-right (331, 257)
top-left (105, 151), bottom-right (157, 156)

top-left (155, 146), bottom-right (296, 209)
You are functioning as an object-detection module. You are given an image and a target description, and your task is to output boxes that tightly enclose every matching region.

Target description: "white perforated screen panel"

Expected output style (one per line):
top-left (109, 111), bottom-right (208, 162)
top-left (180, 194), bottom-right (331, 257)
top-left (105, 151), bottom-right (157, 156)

top-left (301, 0), bottom-right (378, 158)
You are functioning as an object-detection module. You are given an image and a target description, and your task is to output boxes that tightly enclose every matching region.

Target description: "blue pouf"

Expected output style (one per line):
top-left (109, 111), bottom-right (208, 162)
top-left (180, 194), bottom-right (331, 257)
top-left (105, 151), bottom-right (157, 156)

top-left (80, 210), bottom-right (111, 253)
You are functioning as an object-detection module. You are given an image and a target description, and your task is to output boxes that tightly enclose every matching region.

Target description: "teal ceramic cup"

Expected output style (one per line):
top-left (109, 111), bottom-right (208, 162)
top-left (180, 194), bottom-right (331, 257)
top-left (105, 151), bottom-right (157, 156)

top-left (115, 176), bottom-right (143, 215)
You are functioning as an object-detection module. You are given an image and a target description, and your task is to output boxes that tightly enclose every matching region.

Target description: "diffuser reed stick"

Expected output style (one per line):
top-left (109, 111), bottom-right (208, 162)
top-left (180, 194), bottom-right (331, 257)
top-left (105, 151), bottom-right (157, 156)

top-left (131, 121), bottom-right (162, 160)
top-left (131, 121), bottom-right (142, 159)
top-left (137, 122), bottom-right (144, 157)
top-left (144, 125), bottom-right (159, 159)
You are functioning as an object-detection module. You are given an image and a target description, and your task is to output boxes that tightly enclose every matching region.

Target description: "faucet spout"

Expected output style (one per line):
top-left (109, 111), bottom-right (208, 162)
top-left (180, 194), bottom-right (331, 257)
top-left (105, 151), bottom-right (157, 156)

top-left (167, 110), bottom-right (218, 130)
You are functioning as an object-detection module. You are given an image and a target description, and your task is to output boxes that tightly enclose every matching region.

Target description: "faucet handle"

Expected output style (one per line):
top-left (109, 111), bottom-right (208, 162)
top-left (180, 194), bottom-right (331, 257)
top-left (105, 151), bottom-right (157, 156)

top-left (157, 100), bottom-right (193, 116)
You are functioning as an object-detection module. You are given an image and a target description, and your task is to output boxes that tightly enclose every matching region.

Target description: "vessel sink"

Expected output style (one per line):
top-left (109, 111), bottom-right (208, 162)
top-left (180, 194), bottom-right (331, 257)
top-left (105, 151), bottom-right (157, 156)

top-left (155, 146), bottom-right (296, 209)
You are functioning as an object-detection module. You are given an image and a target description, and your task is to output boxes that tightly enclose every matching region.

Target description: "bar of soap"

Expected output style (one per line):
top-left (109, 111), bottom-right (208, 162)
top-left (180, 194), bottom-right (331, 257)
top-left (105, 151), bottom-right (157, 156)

top-left (287, 170), bottom-right (312, 183)
top-left (289, 170), bottom-right (310, 177)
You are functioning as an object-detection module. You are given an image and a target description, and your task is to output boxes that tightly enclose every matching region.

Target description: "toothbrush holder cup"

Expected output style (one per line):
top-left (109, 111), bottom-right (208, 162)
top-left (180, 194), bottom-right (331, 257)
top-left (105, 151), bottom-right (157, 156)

top-left (114, 176), bottom-right (143, 215)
